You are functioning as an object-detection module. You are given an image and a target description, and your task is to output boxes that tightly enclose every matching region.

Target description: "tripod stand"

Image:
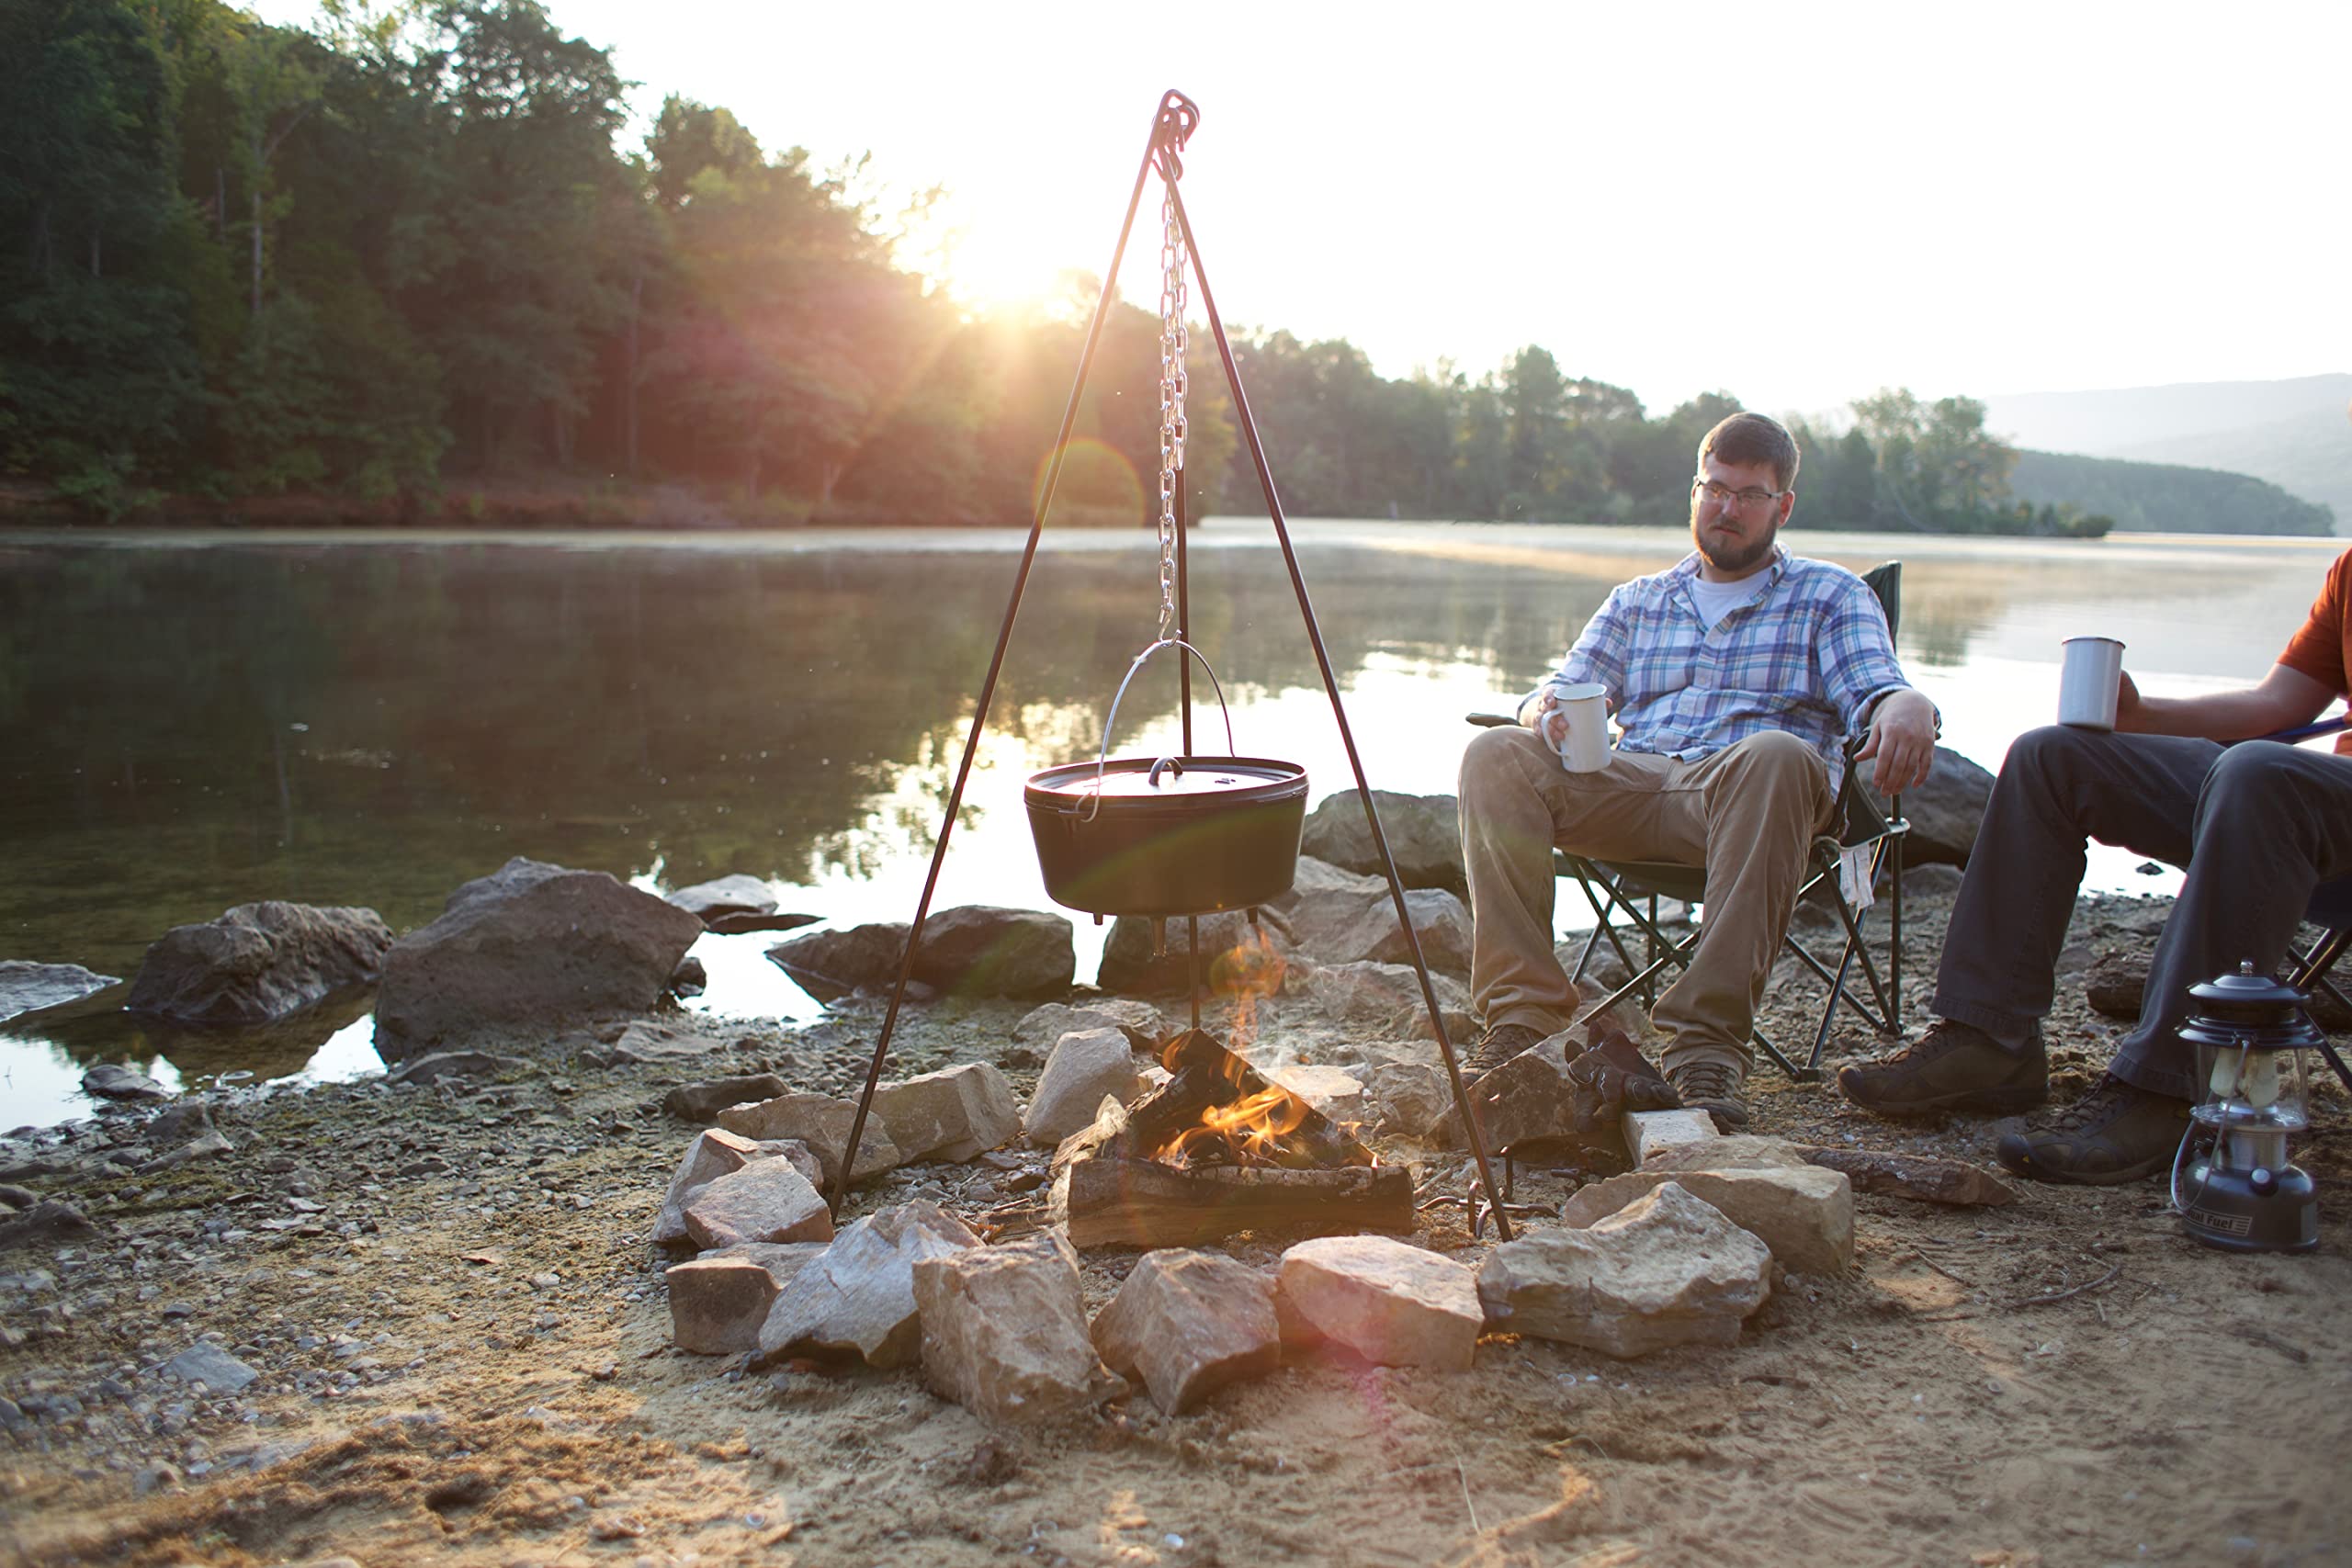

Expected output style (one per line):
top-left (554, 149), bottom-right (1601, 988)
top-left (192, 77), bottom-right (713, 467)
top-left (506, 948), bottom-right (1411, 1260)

top-left (829, 89), bottom-right (1512, 1243)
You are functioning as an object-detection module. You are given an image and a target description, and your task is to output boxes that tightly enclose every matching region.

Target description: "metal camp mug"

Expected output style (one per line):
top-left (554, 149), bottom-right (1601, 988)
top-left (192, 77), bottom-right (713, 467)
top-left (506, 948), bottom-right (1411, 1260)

top-left (1541, 680), bottom-right (1611, 773)
top-left (2058, 636), bottom-right (2125, 730)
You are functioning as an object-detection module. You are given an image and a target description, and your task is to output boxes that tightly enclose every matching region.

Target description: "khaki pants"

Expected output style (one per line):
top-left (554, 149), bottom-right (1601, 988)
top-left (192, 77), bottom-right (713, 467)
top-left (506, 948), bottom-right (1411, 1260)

top-left (1456, 726), bottom-right (1835, 1077)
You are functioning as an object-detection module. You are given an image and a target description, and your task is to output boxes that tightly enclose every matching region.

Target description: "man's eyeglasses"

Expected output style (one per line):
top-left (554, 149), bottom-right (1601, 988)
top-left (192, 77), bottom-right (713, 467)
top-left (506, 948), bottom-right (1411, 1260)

top-left (1692, 478), bottom-right (1787, 511)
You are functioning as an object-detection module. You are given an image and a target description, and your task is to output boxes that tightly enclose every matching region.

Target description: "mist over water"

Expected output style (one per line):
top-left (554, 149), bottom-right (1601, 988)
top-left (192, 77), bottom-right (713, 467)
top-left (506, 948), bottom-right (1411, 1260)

top-left (3, 521), bottom-right (2341, 1128)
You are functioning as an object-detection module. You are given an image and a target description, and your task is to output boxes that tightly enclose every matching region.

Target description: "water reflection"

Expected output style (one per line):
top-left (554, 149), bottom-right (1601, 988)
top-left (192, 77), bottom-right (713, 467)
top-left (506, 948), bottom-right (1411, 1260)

top-left (1, 522), bottom-right (2340, 1127)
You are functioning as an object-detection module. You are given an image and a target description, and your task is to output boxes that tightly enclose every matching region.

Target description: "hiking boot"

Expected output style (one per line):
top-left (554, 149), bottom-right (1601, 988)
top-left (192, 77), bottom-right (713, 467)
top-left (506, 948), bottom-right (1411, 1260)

top-left (1836, 1019), bottom-right (2048, 1116)
top-left (1464, 1021), bottom-right (1549, 1078)
top-left (1667, 1060), bottom-right (1749, 1131)
top-left (1994, 1076), bottom-right (2194, 1186)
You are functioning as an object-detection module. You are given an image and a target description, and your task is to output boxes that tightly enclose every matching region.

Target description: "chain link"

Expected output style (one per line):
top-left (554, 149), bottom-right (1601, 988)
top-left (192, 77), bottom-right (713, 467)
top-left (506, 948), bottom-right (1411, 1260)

top-left (1155, 169), bottom-right (1189, 640)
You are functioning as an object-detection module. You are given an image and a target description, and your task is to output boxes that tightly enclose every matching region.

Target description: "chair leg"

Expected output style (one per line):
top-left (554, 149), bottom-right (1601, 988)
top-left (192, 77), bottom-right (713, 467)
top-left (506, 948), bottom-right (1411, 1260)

top-left (2286, 927), bottom-right (2352, 1096)
top-left (1815, 842), bottom-right (1895, 1025)
top-left (1573, 871), bottom-right (1648, 984)
top-left (1886, 811), bottom-right (1905, 1021)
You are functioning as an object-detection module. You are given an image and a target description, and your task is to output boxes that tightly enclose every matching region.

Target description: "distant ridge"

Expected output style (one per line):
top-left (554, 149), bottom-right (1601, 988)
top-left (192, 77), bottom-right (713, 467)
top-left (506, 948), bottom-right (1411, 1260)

top-left (1984, 375), bottom-right (2352, 534)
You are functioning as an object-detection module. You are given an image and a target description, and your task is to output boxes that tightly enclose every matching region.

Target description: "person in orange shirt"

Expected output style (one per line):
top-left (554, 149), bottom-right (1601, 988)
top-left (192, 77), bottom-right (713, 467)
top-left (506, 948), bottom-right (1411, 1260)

top-left (1843, 454), bottom-right (2352, 1183)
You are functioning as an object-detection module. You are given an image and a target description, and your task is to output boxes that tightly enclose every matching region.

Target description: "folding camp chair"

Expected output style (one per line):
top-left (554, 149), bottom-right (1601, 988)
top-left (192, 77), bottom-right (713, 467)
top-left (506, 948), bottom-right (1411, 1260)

top-left (1465, 561), bottom-right (1910, 1084)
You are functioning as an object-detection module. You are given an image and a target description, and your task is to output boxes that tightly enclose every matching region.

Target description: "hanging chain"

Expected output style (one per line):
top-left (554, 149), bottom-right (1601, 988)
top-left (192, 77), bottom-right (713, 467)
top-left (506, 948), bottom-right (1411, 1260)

top-left (1155, 164), bottom-right (1189, 640)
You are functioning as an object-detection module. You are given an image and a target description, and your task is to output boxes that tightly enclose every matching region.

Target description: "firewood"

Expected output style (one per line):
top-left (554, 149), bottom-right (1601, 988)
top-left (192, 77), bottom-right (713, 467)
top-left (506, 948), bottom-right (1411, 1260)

top-left (1050, 1152), bottom-right (1413, 1249)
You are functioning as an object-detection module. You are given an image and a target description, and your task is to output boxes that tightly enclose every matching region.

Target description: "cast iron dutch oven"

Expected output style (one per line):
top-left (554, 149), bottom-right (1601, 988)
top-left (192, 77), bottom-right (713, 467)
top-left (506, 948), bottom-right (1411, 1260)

top-left (1023, 641), bottom-right (1307, 917)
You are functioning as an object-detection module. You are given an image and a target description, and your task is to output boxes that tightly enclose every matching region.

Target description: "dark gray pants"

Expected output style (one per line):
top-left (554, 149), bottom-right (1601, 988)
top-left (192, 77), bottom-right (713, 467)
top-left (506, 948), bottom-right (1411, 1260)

top-left (1934, 727), bottom-right (2352, 1100)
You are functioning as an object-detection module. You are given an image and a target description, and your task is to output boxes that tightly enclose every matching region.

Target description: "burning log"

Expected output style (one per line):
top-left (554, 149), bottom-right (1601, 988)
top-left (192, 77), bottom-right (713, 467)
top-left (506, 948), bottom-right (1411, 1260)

top-left (1048, 1029), bottom-right (1414, 1250)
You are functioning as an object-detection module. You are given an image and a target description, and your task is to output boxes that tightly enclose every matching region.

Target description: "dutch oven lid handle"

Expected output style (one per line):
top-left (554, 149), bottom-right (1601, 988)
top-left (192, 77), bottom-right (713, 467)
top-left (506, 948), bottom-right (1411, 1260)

top-left (1085, 637), bottom-right (1238, 820)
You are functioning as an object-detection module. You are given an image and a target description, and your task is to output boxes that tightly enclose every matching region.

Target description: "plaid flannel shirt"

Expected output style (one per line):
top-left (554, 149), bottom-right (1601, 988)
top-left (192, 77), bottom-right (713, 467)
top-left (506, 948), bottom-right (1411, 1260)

top-left (1546, 548), bottom-right (1913, 791)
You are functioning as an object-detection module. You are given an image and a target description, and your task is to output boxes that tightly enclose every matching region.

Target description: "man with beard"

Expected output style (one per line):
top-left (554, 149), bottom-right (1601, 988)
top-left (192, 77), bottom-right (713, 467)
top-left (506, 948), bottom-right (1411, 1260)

top-left (1456, 412), bottom-right (1939, 1129)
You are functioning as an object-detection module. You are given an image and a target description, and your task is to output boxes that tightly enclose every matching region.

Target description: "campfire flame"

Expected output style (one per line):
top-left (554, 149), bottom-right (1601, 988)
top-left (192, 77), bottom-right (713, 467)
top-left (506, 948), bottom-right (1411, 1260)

top-left (1138, 926), bottom-right (1370, 1171)
top-left (1153, 1082), bottom-right (1312, 1168)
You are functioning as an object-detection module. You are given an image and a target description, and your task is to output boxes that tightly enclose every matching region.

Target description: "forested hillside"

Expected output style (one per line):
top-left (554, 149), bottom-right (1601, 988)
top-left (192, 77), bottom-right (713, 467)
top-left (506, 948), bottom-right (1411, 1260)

top-left (0, 0), bottom-right (2315, 536)
top-left (2009, 451), bottom-right (2334, 536)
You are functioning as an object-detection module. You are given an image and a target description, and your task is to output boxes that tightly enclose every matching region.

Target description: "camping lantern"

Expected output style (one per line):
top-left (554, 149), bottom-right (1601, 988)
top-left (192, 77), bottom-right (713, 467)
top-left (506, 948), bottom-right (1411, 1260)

top-left (2175, 962), bottom-right (2323, 1254)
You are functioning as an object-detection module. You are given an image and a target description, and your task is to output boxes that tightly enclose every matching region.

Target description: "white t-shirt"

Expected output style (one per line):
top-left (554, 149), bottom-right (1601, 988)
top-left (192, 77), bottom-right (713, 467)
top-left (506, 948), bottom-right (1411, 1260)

top-left (1686, 571), bottom-right (1770, 630)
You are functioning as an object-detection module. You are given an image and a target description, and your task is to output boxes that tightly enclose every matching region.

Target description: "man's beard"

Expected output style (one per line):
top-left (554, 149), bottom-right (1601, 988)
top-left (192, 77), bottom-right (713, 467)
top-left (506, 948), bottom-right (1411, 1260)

top-left (1690, 513), bottom-right (1779, 577)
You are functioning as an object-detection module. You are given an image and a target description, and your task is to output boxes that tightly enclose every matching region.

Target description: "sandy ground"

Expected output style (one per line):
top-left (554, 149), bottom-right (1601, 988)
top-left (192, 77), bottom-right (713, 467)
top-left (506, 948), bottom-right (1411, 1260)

top-left (5, 880), bottom-right (2349, 1568)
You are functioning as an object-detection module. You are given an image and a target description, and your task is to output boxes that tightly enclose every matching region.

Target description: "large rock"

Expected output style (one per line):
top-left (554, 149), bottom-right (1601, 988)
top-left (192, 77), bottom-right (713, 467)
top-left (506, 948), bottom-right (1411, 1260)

top-left (914, 1233), bottom-right (1120, 1422)
top-left (871, 1063), bottom-right (1022, 1162)
top-left (768, 907), bottom-right (1075, 1002)
top-left (755, 1201), bottom-right (980, 1367)
top-left (715, 1093), bottom-right (899, 1187)
top-left (1429, 1032), bottom-right (1575, 1149)
top-left (1275, 1235), bottom-right (1482, 1372)
top-left (1476, 1182), bottom-right (1773, 1358)
top-left (372, 859), bottom-right (703, 1061)
top-left (1558, 1165), bottom-right (1855, 1277)
top-left (1023, 1029), bottom-right (1143, 1146)
top-left (125, 902), bottom-right (391, 1027)
top-left (681, 1159), bottom-right (834, 1250)
top-left (910, 906), bottom-right (1074, 998)
top-left (1091, 1249), bottom-right (1281, 1415)
top-left (766, 923), bottom-right (908, 1002)
top-left (1098, 908), bottom-right (1292, 996)
top-left (665, 874), bottom-right (778, 922)
top-left (1865, 745), bottom-right (1992, 868)
top-left (1280, 880), bottom-right (1473, 976)
top-left (0, 962), bottom-right (119, 1024)
top-left (1299, 792), bottom-right (1466, 897)
top-left (667, 1244), bottom-right (826, 1355)
top-left (653, 1129), bottom-right (824, 1245)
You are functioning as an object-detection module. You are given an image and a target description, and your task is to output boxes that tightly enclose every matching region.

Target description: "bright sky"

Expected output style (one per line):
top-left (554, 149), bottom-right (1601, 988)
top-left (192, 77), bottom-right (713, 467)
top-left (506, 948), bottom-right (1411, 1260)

top-left (254, 0), bottom-right (2346, 420)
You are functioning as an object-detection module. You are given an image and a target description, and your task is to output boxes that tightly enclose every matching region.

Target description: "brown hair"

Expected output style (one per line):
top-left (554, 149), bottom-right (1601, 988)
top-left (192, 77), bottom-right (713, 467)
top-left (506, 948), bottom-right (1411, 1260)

top-left (1698, 412), bottom-right (1800, 491)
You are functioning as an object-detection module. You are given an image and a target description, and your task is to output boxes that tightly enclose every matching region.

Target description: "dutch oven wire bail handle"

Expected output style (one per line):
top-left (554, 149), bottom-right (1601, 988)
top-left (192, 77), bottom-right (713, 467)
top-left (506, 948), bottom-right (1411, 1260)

top-left (1082, 637), bottom-right (1238, 820)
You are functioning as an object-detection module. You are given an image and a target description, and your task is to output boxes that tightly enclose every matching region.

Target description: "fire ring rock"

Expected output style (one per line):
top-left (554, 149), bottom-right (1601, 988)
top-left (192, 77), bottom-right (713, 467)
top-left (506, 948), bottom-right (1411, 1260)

top-left (755, 1201), bottom-right (981, 1368)
top-left (1091, 1248), bottom-right (1281, 1414)
top-left (1275, 1235), bottom-right (1482, 1371)
top-left (371, 858), bottom-right (704, 1063)
top-left (1476, 1181), bottom-right (1773, 1358)
top-left (125, 902), bottom-right (392, 1027)
top-left (914, 1232), bottom-right (1122, 1422)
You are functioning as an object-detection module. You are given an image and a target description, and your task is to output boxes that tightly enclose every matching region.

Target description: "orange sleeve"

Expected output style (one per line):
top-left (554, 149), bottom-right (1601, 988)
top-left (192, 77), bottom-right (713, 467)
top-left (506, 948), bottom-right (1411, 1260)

top-left (2278, 547), bottom-right (2352, 698)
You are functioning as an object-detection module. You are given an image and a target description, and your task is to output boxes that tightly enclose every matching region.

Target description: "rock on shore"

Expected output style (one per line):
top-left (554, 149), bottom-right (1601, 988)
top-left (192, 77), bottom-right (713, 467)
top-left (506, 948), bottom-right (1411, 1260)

top-left (124, 903), bottom-right (391, 1026)
top-left (372, 858), bottom-right (703, 1061)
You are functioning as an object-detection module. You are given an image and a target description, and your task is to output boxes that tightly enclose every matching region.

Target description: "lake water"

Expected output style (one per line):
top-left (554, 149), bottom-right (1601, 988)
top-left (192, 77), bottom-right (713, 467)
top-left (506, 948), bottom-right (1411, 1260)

top-left (4, 520), bottom-right (2345, 1130)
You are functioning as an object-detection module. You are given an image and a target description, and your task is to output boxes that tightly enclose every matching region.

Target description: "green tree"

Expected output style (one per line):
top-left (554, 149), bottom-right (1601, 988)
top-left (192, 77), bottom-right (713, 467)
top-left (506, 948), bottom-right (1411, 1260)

top-left (0, 0), bottom-right (205, 512)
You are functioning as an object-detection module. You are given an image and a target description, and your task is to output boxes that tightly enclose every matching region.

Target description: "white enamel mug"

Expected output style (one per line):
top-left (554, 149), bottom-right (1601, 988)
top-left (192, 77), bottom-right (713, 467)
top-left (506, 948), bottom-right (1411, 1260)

top-left (1541, 680), bottom-right (1612, 772)
top-left (2057, 636), bottom-right (2125, 729)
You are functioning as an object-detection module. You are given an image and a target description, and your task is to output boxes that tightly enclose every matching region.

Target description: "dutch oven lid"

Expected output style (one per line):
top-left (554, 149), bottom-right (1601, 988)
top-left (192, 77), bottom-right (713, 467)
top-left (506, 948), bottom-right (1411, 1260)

top-left (1027, 754), bottom-right (1303, 801)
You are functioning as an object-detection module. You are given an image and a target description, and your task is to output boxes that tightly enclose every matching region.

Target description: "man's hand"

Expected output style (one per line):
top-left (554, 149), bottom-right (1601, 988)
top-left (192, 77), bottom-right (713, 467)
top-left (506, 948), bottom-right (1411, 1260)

top-left (1523, 687), bottom-right (1579, 747)
top-left (1856, 688), bottom-right (1939, 793)
top-left (2114, 670), bottom-right (2146, 731)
